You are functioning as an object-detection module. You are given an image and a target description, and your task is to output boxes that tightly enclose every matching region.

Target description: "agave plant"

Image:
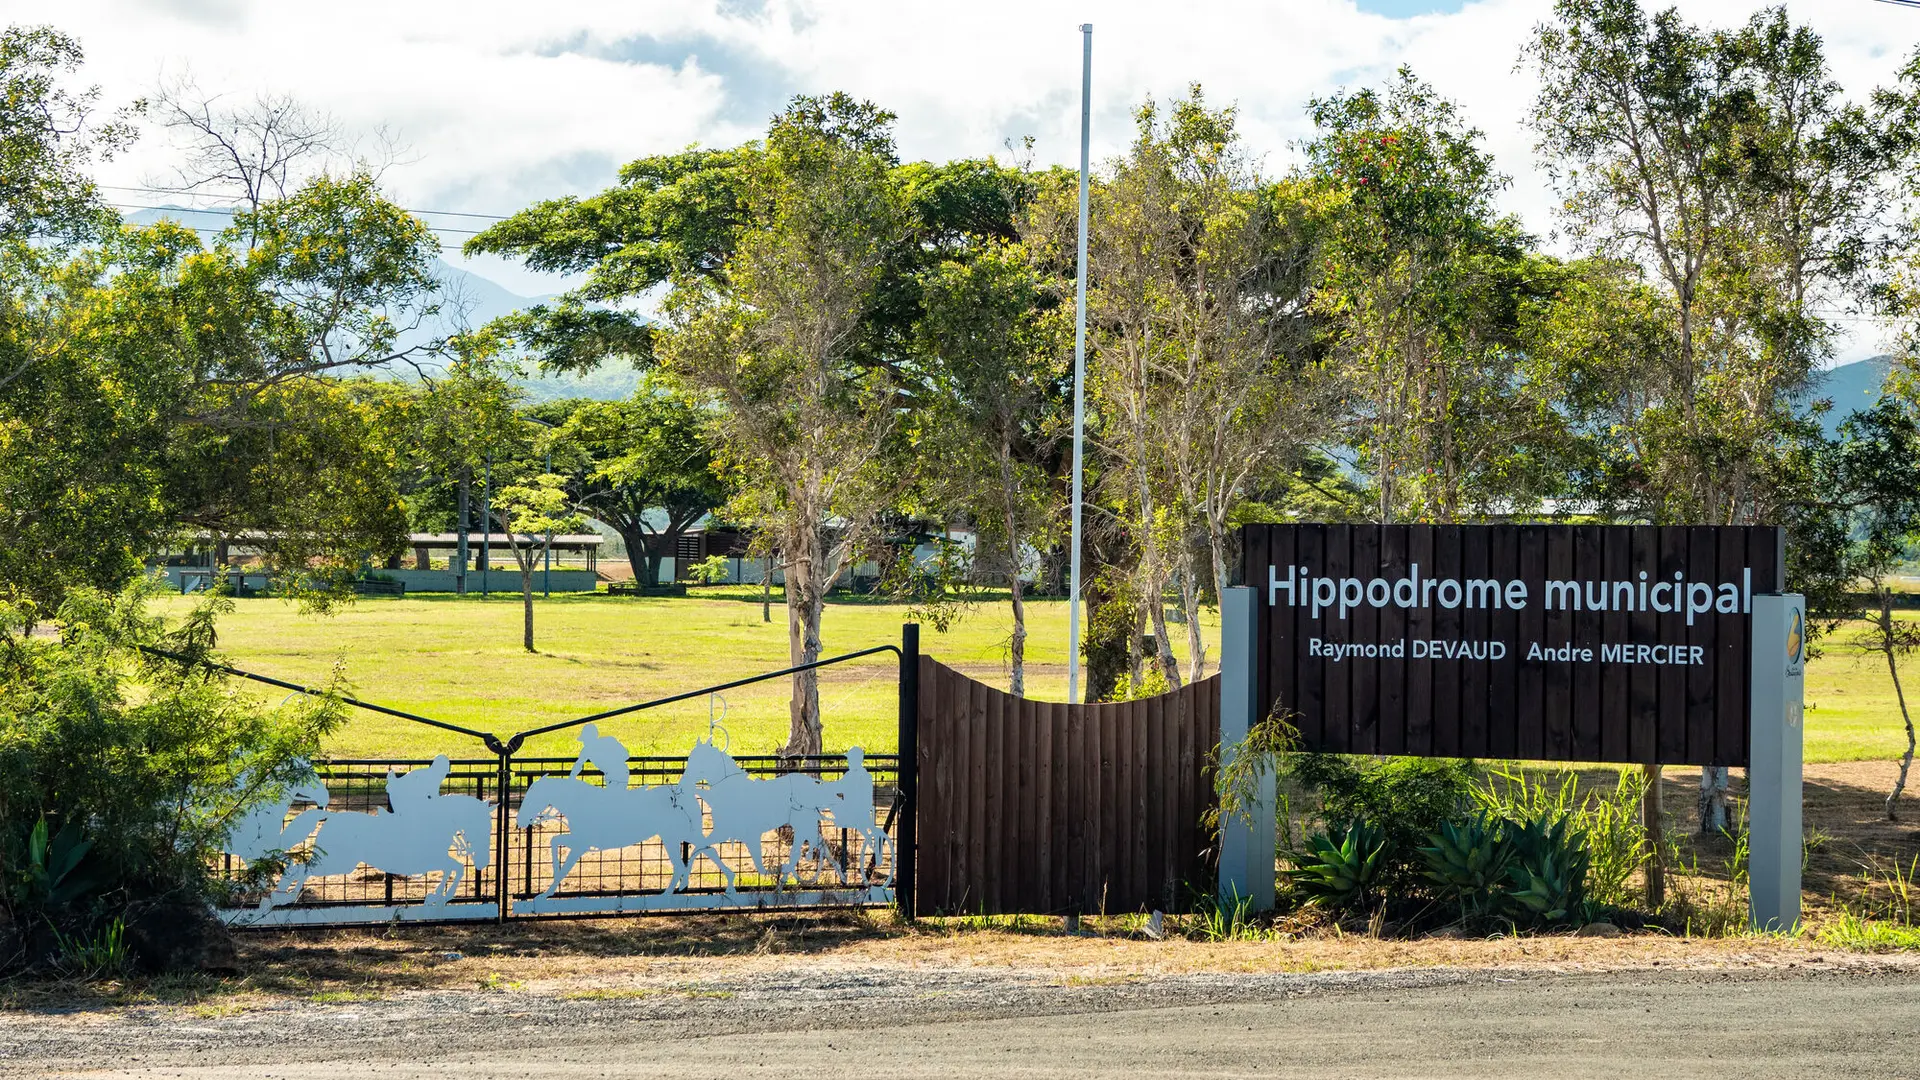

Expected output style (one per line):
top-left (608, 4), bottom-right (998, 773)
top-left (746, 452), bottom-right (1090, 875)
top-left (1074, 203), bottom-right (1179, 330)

top-left (1288, 820), bottom-right (1388, 912)
top-left (1419, 814), bottom-right (1514, 918)
top-left (1499, 813), bottom-right (1592, 926)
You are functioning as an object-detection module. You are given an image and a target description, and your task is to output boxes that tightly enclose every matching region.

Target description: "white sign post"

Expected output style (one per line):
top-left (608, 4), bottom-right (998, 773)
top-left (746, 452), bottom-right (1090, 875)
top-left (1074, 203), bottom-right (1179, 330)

top-left (1219, 586), bottom-right (1276, 911)
top-left (1748, 592), bottom-right (1805, 932)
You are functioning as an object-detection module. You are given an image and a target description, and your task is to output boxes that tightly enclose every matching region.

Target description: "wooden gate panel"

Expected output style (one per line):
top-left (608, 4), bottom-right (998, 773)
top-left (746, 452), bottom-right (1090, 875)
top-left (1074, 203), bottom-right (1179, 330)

top-left (914, 659), bottom-right (1220, 917)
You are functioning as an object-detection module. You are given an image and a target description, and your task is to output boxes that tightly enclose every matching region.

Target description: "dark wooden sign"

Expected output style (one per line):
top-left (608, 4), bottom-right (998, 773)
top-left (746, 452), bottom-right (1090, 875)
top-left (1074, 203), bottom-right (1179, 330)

top-left (1238, 524), bottom-right (1783, 767)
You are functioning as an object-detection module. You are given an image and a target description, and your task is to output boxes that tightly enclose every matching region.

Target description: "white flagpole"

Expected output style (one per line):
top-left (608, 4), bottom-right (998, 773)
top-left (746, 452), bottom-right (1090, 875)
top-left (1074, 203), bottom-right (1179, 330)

top-left (1067, 23), bottom-right (1092, 704)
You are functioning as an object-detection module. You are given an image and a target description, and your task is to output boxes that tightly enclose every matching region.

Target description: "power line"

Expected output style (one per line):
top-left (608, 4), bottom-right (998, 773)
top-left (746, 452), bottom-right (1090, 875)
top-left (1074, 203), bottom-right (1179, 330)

top-left (108, 203), bottom-right (487, 238)
top-left (97, 184), bottom-right (513, 222)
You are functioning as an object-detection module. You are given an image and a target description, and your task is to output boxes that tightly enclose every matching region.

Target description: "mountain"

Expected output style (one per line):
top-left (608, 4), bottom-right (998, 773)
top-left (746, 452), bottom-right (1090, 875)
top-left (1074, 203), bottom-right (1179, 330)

top-left (1807, 356), bottom-right (1893, 438)
top-left (121, 204), bottom-right (640, 402)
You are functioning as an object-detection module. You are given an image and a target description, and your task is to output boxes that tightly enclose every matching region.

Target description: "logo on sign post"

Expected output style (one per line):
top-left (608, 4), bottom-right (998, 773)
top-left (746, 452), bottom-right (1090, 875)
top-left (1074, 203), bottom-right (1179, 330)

top-left (1786, 605), bottom-right (1805, 676)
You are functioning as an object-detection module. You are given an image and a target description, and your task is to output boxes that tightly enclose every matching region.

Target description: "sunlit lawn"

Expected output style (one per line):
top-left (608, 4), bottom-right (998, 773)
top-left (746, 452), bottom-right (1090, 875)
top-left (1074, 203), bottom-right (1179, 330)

top-left (156, 588), bottom-right (1915, 765)
top-left (155, 588), bottom-right (1215, 760)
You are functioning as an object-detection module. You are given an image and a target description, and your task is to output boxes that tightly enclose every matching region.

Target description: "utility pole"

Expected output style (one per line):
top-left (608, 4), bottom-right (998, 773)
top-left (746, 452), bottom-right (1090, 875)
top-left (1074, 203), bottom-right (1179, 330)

top-left (1067, 22), bottom-right (1093, 704)
top-left (481, 454), bottom-right (492, 599)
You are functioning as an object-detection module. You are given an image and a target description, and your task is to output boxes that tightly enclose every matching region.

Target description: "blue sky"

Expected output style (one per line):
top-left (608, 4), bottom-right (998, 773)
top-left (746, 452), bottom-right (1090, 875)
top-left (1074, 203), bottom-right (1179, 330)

top-left (1357, 0), bottom-right (1468, 15)
top-left (18, 0), bottom-right (1919, 361)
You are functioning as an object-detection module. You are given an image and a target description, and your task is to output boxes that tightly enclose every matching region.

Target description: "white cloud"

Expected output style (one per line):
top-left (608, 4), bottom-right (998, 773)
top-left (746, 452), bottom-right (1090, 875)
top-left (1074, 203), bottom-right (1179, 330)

top-left (18, 0), bottom-right (1920, 355)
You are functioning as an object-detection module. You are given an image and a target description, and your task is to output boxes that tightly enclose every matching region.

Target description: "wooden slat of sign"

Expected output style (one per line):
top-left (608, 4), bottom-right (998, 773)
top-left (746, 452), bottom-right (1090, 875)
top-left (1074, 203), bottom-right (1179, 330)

top-left (1600, 528), bottom-right (1635, 764)
top-left (1459, 525), bottom-right (1491, 761)
top-left (1744, 526), bottom-right (1783, 763)
top-left (1656, 528), bottom-right (1691, 764)
top-left (1322, 524), bottom-right (1353, 753)
top-left (1295, 526), bottom-right (1327, 750)
top-left (1406, 525), bottom-right (1435, 756)
top-left (1686, 527), bottom-right (1718, 768)
top-left (1714, 527), bottom-right (1747, 770)
top-left (1541, 527), bottom-right (1573, 760)
top-left (1432, 525), bottom-right (1464, 758)
top-left (1179, 679), bottom-right (1201, 906)
top-left (1571, 525), bottom-right (1604, 762)
top-left (1516, 525), bottom-right (1546, 760)
top-left (1626, 525), bottom-right (1668, 765)
top-left (1352, 525), bottom-right (1382, 755)
top-left (1487, 526), bottom-right (1518, 760)
top-left (1378, 525), bottom-right (1409, 756)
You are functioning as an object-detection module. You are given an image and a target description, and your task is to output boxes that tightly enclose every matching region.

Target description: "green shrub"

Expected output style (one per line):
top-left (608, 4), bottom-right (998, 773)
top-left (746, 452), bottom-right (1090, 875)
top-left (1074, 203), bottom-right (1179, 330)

top-left (1475, 766), bottom-right (1648, 909)
top-left (1291, 752), bottom-right (1474, 893)
top-left (1499, 813), bottom-right (1591, 927)
top-left (1287, 819), bottom-right (1388, 912)
top-left (0, 583), bottom-right (342, 972)
top-left (1418, 813), bottom-right (1513, 919)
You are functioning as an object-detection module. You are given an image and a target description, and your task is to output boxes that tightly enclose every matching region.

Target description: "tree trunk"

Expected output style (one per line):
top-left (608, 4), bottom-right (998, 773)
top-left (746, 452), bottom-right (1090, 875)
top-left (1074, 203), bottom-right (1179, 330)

top-left (1148, 583), bottom-right (1181, 690)
top-left (1008, 571), bottom-right (1028, 699)
top-left (762, 557), bottom-right (772, 624)
top-left (615, 523), bottom-right (654, 586)
top-left (1179, 558), bottom-right (1205, 685)
top-left (1882, 589), bottom-right (1915, 821)
top-left (455, 471), bottom-right (471, 597)
top-left (1000, 448), bottom-right (1027, 699)
top-left (1643, 764), bottom-right (1666, 909)
top-left (782, 527), bottom-right (824, 759)
top-left (520, 561), bottom-right (535, 652)
top-left (1698, 766), bottom-right (1730, 835)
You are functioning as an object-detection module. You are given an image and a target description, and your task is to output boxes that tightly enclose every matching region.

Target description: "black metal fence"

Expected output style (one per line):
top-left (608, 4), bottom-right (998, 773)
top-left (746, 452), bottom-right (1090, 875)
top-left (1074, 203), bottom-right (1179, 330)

top-left (508, 753), bottom-right (901, 909)
top-left (184, 626), bottom-right (923, 926)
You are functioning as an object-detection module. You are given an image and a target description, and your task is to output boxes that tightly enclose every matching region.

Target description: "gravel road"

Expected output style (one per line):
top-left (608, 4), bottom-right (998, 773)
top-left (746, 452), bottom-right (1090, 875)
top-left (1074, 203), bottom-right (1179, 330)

top-left (5, 964), bottom-right (1917, 1078)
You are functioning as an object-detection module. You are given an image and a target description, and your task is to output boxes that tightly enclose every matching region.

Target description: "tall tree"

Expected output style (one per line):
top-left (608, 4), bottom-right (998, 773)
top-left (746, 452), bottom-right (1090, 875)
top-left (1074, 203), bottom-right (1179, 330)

top-left (916, 241), bottom-right (1070, 697)
top-left (490, 470), bottom-right (582, 653)
top-left (1308, 68), bottom-right (1567, 525)
top-left (660, 95), bottom-right (911, 757)
top-left (1077, 87), bottom-right (1329, 688)
top-left (541, 386), bottom-right (727, 587)
top-left (1528, 0), bottom-right (1917, 831)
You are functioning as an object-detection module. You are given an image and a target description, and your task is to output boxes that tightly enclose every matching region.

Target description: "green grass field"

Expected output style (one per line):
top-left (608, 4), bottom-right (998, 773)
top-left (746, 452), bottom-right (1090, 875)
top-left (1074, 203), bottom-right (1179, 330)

top-left (157, 589), bottom-right (1910, 765)
top-left (155, 589), bottom-right (1212, 760)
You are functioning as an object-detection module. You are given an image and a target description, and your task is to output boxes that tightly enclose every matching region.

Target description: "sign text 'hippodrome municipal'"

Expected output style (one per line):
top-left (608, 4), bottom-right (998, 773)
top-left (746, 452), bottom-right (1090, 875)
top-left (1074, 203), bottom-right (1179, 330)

top-left (1271, 562), bottom-right (1758, 667)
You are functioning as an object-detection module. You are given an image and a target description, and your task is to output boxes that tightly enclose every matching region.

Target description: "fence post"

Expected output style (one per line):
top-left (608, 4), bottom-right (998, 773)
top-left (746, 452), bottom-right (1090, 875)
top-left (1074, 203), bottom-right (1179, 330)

top-left (1218, 586), bottom-right (1275, 912)
top-left (495, 748), bottom-right (512, 923)
top-left (897, 622), bottom-right (919, 921)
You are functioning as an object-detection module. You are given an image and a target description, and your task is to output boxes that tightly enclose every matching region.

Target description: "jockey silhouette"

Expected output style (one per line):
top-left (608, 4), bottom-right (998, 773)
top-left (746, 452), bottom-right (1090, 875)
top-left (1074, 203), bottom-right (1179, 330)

top-left (569, 723), bottom-right (630, 791)
top-left (386, 755), bottom-right (451, 815)
top-left (826, 747), bottom-right (882, 863)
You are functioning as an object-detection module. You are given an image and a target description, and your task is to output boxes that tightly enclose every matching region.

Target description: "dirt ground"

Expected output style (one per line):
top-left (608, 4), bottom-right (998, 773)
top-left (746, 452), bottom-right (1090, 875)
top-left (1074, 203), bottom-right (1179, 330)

top-left (3, 757), bottom-right (1917, 1076)
top-left (5, 958), bottom-right (1919, 1078)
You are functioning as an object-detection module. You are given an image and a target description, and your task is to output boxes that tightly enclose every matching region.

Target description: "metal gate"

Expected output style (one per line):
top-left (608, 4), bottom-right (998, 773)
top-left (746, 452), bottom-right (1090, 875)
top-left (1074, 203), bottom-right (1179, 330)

top-left (186, 628), bottom-right (921, 927)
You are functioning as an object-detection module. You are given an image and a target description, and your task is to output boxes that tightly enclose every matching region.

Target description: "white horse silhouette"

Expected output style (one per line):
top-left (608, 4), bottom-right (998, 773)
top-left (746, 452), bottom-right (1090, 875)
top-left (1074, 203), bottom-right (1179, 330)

top-left (229, 759), bottom-right (494, 910)
top-left (682, 740), bottom-right (845, 890)
top-left (224, 766), bottom-right (331, 865)
top-left (515, 775), bottom-right (706, 896)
